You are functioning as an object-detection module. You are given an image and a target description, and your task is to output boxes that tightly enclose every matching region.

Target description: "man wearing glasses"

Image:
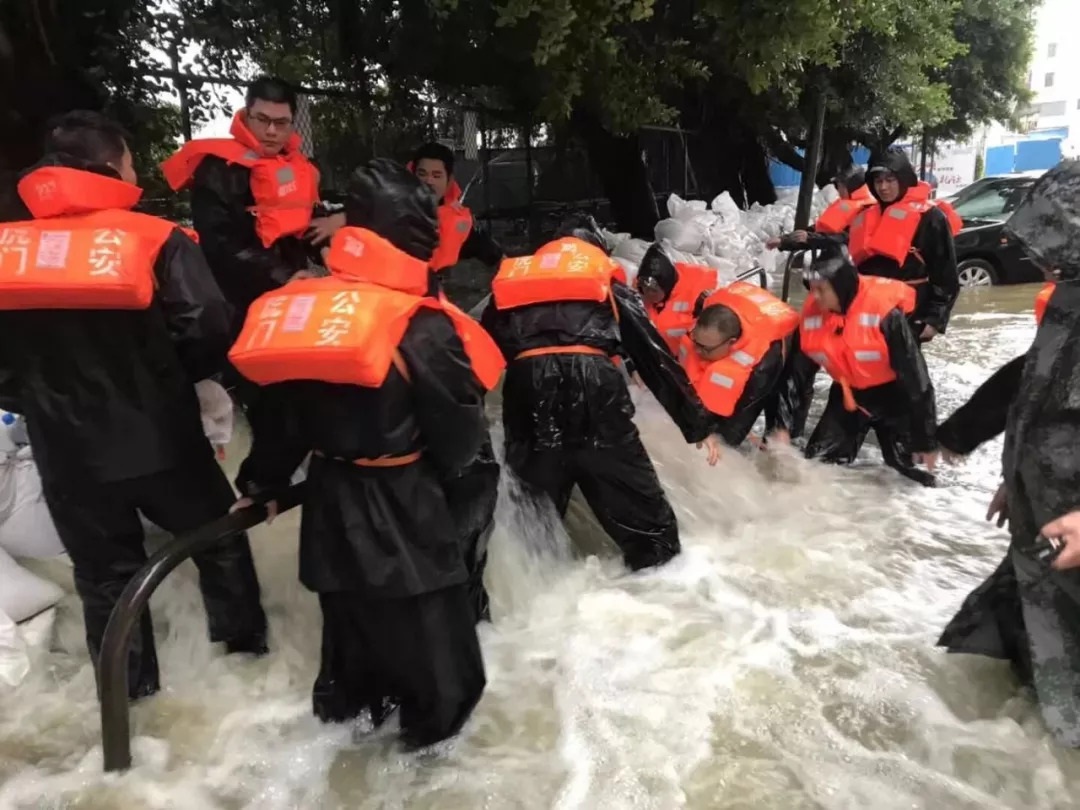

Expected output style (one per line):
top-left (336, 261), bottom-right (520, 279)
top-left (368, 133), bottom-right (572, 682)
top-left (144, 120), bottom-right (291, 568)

top-left (162, 76), bottom-right (323, 329)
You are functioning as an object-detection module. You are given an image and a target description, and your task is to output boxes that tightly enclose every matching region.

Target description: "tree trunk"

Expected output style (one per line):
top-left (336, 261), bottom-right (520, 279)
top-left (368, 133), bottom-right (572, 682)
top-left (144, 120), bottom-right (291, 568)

top-left (572, 110), bottom-right (659, 239)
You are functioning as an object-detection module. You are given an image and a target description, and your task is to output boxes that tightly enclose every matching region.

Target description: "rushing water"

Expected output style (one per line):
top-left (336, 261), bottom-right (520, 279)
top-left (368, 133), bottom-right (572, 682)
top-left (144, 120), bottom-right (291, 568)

top-left (3, 283), bottom-right (1080, 810)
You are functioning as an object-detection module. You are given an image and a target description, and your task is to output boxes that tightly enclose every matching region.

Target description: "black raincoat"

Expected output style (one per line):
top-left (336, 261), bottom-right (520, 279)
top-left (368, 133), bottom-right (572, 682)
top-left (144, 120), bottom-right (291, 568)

top-left (0, 156), bottom-right (266, 699)
top-left (236, 160), bottom-right (488, 747)
top-left (190, 157), bottom-right (315, 328)
top-left (936, 354), bottom-right (1025, 455)
top-left (481, 273), bottom-right (711, 571)
top-left (861, 149), bottom-right (959, 336)
top-left (940, 161), bottom-right (1080, 746)
top-left (791, 256), bottom-right (938, 486)
top-left (710, 336), bottom-right (795, 447)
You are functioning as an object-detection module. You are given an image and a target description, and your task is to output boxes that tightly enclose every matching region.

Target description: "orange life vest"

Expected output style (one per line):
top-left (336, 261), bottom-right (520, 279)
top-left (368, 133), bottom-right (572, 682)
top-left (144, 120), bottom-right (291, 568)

top-left (848, 194), bottom-right (934, 267)
top-left (0, 166), bottom-right (176, 311)
top-left (648, 262), bottom-right (718, 354)
top-left (800, 276), bottom-right (916, 410)
top-left (492, 237), bottom-right (617, 310)
top-left (161, 111), bottom-right (319, 249)
top-left (432, 181), bottom-right (473, 271)
top-left (676, 281), bottom-right (799, 417)
top-left (909, 181), bottom-right (963, 236)
top-left (228, 226), bottom-right (504, 390)
top-left (815, 186), bottom-right (875, 235)
top-left (1035, 282), bottom-right (1055, 325)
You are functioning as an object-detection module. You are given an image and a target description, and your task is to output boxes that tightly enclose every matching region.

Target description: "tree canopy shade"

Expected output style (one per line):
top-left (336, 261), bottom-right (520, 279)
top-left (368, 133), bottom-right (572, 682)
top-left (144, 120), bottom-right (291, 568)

top-left (0, 0), bottom-right (1039, 225)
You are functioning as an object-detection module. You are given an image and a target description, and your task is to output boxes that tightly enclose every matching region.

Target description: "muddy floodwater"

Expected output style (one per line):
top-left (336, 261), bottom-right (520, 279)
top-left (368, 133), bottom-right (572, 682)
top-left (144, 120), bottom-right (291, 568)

top-left (3, 283), bottom-right (1080, 810)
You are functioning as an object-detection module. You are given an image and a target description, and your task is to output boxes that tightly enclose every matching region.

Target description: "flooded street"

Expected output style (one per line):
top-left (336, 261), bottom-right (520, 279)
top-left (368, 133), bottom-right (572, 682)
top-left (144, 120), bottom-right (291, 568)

top-left (4, 283), bottom-right (1080, 810)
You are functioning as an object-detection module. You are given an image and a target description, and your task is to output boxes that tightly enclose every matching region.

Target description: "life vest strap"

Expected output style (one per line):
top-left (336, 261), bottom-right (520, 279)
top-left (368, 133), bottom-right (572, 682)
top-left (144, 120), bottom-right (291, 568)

top-left (514, 345), bottom-right (610, 361)
top-left (314, 449), bottom-right (423, 468)
top-left (391, 349), bottom-right (411, 383)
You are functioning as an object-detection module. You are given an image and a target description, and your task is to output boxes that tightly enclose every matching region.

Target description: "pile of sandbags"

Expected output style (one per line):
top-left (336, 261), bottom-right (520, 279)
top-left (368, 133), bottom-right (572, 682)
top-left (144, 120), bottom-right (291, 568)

top-left (604, 186), bottom-right (837, 286)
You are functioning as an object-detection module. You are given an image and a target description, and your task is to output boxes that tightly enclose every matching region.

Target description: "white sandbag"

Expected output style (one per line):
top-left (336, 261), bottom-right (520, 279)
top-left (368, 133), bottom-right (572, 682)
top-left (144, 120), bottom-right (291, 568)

top-left (600, 228), bottom-right (630, 252)
top-left (709, 192), bottom-right (742, 226)
top-left (612, 237), bottom-right (651, 268)
top-left (666, 193), bottom-right (707, 221)
top-left (0, 545), bottom-right (63, 623)
top-left (196, 379), bottom-right (234, 450)
top-left (654, 218), bottom-right (709, 254)
top-left (0, 448), bottom-right (65, 560)
top-left (613, 257), bottom-right (639, 287)
top-left (0, 608), bottom-right (29, 688)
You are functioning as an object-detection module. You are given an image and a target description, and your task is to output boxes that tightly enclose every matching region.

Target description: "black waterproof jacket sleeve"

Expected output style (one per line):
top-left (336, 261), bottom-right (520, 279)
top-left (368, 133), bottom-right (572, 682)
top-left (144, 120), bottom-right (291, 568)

top-left (936, 354), bottom-right (1025, 456)
top-left (711, 338), bottom-right (787, 446)
top-left (190, 157), bottom-right (309, 317)
top-left (881, 308), bottom-right (937, 450)
top-left (0, 341), bottom-right (20, 413)
top-left (459, 223), bottom-right (503, 267)
top-left (155, 228), bottom-right (235, 383)
top-left (911, 207), bottom-right (959, 334)
top-left (779, 232), bottom-right (848, 252)
top-left (612, 282), bottom-right (712, 443)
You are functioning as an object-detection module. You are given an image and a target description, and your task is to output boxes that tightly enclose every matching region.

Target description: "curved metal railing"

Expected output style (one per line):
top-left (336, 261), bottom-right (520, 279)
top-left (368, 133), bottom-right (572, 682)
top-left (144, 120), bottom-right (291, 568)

top-left (98, 484), bottom-right (306, 772)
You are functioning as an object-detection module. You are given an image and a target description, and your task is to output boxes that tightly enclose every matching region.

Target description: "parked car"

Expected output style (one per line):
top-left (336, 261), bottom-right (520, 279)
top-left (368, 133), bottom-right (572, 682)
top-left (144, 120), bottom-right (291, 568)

top-left (950, 173), bottom-right (1044, 286)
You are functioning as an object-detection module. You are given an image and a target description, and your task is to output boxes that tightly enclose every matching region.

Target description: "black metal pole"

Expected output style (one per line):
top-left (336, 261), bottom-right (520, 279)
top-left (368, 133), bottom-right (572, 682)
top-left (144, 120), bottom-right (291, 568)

top-left (524, 120), bottom-right (536, 248)
top-left (920, 130), bottom-right (929, 181)
top-left (100, 485), bottom-right (305, 772)
top-left (784, 89), bottom-right (826, 301)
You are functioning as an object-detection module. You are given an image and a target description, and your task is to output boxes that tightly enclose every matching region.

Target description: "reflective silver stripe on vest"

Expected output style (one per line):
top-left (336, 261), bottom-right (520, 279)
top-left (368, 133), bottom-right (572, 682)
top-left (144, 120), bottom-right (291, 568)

top-left (839, 202), bottom-right (851, 212)
top-left (803, 316), bottom-right (824, 330)
top-left (854, 350), bottom-right (882, 361)
top-left (809, 352), bottom-right (828, 365)
top-left (678, 344), bottom-right (688, 359)
top-left (672, 301), bottom-right (691, 313)
top-left (858, 313), bottom-right (881, 327)
top-left (853, 212), bottom-right (866, 226)
top-left (888, 207), bottom-right (909, 220)
top-left (667, 328), bottom-right (688, 338)
top-left (732, 350), bottom-right (755, 367)
top-left (710, 372), bottom-right (735, 389)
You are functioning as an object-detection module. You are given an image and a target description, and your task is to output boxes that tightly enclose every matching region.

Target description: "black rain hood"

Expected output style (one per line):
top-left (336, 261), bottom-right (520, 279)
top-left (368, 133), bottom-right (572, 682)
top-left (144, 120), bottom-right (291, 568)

top-left (553, 213), bottom-right (609, 254)
top-left (637, 243), bottom-right (678, 301)
top-left (866, 147), bottom-right (918, 205)
top-left (1004, 160), bottom-right (1080, 281)
top-left (806, 244), bottom-right (859, 312)
top-left (345, 158), bottom-right (438, 262)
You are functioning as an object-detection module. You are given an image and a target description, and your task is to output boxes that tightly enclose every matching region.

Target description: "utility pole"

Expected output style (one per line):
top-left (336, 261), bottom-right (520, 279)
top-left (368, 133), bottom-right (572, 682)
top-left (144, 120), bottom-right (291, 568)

top-left (784, 88), bottom-right (826, 302)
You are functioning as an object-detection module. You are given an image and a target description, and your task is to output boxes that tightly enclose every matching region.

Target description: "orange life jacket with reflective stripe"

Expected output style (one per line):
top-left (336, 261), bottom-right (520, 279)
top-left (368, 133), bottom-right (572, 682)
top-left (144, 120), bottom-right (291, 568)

top-left (228, 227), bottom-right (504, 390)
top-left (649, 262), bottom-right (718, 354)
top-left (815, 186), bottom-right (875, 235)
top-left (0, 167), bottom-right (176, 311)
top-left (800, 276), bottom-right (916, 409)
top-left (432, 182), bottom-right (473, 271)
top-left (492, 237), bottom-right (616, 310)
top-left (676, 281), bottom-right (799, 417)
top-left (161, 111), bottom-right (319, 249)
top-left (1035, 282), bottom-right (1055, 325)
top-left (848, 196), bottom-right (934, 267)
top-left (909, 181), bottom-right (963, 236)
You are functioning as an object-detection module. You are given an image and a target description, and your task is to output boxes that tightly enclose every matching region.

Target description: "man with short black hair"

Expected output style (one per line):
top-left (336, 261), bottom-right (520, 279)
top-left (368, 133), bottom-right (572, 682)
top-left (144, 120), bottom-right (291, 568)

top-left (162, 75), bottom-right (323, 328)
top-left (410, 142), bottom-right (502, 288)
top-left (0, 110), bottom-right (268, 700)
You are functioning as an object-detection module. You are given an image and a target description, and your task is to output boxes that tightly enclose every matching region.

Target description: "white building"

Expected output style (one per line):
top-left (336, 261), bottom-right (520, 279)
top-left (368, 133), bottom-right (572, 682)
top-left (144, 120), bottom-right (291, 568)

top-left (1022, 0), bottom-right (1079, 142)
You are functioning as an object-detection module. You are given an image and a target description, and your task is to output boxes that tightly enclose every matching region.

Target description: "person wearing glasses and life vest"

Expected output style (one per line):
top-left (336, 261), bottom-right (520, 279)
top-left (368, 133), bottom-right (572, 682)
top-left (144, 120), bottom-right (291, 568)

top-left (162, 76), bottom-right (325, 326)
top-left (850, 148), bottom-right (959, 344)
top-left (635, 244), bottom-right (718, 355)
top-left (790, 245), bottom-right (939, 486)
top-left (480, 222), bottom-right (720, 573)
top-left (677, 283), bottom-right (800, 448)
top-left (229, 159), bottom-right (502, 749)
top-left (0, 111), bottom-right (268, 701)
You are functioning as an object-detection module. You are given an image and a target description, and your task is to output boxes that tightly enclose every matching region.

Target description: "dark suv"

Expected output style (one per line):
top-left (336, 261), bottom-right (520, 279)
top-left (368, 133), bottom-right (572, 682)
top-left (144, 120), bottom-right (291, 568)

top-left (949, 174), bottom-right (1043, 287)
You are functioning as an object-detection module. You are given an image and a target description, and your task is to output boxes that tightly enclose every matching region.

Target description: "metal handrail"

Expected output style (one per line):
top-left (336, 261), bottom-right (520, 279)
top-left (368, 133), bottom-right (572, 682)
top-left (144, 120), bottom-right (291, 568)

top-left (736, 264), bottom-right (768, 289)
top-left (98, 483), bottom-right (306, 772)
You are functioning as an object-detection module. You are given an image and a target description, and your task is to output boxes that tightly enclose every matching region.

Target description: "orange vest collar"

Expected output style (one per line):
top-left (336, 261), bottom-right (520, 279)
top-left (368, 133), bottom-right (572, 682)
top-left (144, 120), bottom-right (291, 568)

top-left (18, 167), bottom-right (142, 219)
top-left (230, 110), bottom-right (302, 156)
top-left (326, 227), bottom-right (430, 295)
